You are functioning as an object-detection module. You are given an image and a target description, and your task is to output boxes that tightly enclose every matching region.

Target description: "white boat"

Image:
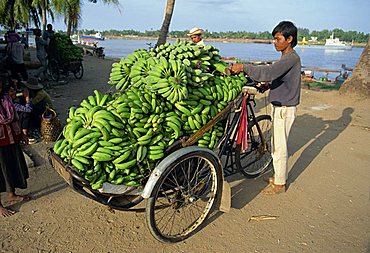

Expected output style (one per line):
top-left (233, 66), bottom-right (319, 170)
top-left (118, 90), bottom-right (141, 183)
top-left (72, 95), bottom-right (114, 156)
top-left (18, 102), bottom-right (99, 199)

top-left (81, 32), bottom-right (105, 41)
top-left (324, 33), bottom-right (352, 50)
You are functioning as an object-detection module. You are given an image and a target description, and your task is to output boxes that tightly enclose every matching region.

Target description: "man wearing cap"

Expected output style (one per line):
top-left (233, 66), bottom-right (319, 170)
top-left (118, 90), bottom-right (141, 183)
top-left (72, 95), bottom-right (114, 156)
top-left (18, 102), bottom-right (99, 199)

top-left (187, 28), bottom-right (205, 46)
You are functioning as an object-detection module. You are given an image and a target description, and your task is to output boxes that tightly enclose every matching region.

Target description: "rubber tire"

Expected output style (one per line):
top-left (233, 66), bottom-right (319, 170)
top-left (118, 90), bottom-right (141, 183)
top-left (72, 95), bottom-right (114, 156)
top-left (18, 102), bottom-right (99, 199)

top-left (48, 59), bottom-right (60, 82)
top-left (73, 62), bottom-right (84, 79)
top-left (235, 115), bottom-right (272, 178)
top-left (146, 150), bottom-right (222, 243)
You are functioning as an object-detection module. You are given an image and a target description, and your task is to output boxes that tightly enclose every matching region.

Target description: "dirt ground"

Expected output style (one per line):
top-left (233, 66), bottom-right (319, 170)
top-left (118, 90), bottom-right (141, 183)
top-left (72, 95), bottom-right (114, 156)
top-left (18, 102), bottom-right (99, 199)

top-left (1, 55), bottom-right (369, 253)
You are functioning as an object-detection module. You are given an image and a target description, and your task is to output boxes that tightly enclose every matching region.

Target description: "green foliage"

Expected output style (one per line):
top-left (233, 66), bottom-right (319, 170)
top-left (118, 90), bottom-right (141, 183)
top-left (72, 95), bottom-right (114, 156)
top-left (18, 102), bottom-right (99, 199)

top-left (78, 28), bottom-right (369, 44)
top-left (49, 33), bottom-right (83, 62)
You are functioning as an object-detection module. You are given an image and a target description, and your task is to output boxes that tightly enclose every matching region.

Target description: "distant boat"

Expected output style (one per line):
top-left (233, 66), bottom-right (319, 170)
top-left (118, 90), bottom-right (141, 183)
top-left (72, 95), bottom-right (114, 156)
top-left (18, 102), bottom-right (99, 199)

top-left (324, 33), bottom-right (352, 50)
top-left (81, 32), bottom-right (105, 41)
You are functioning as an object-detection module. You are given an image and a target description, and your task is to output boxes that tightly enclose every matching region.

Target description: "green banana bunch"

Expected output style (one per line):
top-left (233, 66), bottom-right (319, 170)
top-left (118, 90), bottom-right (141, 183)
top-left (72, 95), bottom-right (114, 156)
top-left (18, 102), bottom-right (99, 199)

top-left (53, 41), bottom-right (254, 191)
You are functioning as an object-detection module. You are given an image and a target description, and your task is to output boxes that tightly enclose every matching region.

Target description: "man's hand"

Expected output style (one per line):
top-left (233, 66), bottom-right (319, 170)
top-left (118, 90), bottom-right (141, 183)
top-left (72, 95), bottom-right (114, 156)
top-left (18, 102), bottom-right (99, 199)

top-left (23, 89), bottom-right (30, 103)
top-left (259, 82), bottom-right (270, 93)
top-left (229, 63), bottom-right (244, 74)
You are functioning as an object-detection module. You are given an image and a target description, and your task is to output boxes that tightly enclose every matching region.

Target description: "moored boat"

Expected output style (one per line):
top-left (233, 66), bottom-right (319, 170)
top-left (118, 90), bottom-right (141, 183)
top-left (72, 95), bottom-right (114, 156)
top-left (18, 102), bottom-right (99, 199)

top-left (81, 32), bottom-right (105, 41)
top-left (324, 33), bottom-right (352, 50)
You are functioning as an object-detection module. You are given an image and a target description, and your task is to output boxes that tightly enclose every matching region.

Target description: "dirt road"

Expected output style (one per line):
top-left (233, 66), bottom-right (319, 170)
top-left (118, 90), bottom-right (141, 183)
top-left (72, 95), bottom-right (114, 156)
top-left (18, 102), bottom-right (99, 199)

top-left (1, 55), bottom-right (369, 253)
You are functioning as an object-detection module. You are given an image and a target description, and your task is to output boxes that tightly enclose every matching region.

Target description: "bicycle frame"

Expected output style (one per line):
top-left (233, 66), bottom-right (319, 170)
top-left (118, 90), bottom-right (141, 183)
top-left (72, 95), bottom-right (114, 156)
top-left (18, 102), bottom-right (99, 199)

top-left (217, 86), bottom-right (267, 177)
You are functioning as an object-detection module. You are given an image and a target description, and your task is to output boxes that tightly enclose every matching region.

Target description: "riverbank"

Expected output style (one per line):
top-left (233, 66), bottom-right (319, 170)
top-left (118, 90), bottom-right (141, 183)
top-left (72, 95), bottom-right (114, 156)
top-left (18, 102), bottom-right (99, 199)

top-left (1, 55), bottom-right (369, 252)
top-left (105, 35), bottom-right (367, 47)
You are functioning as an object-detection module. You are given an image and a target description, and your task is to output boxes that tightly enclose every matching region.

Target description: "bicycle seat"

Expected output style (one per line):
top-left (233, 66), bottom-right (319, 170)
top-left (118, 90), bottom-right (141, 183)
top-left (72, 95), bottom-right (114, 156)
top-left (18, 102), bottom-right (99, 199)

top-left (242, 86), bottom-right (258, 95)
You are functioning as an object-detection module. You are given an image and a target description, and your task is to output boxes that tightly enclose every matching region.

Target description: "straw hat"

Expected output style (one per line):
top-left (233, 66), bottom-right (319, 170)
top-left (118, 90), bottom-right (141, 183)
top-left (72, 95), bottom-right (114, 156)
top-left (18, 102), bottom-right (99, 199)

top-left (23, 77), bottom-right (44, 90)
top-left (187, 28), bottom-right (204, 36)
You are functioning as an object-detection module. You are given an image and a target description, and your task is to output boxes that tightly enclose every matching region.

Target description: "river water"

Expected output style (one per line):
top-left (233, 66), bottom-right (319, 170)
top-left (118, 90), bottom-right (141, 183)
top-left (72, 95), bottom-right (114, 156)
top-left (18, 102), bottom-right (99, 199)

top-left (97, 39), bottom-right (364, 80)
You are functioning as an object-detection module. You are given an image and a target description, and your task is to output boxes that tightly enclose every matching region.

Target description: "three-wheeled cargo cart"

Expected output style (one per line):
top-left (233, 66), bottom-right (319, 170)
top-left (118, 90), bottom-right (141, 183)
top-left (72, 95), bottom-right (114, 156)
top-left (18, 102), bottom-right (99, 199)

top-left (49, 82), bottom-right (273, 243)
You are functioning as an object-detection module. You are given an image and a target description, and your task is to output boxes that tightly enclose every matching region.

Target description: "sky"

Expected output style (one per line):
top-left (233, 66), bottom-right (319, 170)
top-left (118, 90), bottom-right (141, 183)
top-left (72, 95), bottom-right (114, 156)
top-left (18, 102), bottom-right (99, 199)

top-left (52, 0), bottom-right (370, 34)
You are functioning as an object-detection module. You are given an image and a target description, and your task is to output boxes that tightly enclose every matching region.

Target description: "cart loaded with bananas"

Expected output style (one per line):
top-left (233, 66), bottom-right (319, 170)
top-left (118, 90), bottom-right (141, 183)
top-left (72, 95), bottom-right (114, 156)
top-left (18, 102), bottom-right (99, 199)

top-left (49, 39), bottom-right (251, 243)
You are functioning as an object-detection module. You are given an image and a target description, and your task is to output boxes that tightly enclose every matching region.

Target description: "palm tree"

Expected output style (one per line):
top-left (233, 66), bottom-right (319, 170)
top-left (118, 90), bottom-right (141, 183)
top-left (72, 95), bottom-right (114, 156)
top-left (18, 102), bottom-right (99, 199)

top-left (156, 0), bottom-right (175, 47)
top-left (0, 0), bottom-right (56, 31)
top-left (52, 0), bottom-right (119, 36)
top-left (32, 0), bottom-right (55, 31)
top-left (0, 0), bottom-right (40, 30)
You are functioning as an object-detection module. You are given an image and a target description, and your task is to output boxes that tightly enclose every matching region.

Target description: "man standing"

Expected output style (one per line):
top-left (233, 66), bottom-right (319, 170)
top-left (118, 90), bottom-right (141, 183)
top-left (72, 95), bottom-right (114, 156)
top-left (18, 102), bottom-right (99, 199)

top-left (229, 21), bottom-right (301, 195)
top-left (33, 29), bottom-right (50, 81)
top-left (6, 32), bottom-right (28, 82)
top-left (187, 27), bottom-right (205, 46)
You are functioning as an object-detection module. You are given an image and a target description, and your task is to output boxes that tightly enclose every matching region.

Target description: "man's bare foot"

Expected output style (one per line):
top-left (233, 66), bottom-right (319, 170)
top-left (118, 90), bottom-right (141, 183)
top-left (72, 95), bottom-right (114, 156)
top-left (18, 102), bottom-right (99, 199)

top-left (262, 183), bottom-right (286, 195)
top-left (5, 193), bottom-right (31, 203)
top-left (0, 206), bottom-right (16, 217)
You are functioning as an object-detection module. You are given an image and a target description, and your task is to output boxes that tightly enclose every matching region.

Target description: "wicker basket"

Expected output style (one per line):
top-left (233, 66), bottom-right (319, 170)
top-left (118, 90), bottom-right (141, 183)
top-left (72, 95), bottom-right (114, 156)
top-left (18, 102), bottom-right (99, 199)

top-left (41, 107), bottom-right (61, 142)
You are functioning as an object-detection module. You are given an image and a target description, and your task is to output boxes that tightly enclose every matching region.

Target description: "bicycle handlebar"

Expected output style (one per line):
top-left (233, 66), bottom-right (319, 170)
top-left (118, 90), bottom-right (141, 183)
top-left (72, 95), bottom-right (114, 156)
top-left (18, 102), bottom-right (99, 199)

top-left (243, 80), bottom-right (269, 94)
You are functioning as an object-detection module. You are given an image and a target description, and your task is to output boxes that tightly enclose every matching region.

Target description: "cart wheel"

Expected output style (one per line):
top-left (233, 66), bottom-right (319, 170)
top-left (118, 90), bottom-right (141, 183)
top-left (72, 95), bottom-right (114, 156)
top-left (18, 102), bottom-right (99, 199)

top-left (47, 59), bottom-right (60, 82)
top-left (146, 148), bottom-right (222, 243)
top-left (235, 115), bottom-right (273, 178)
top-left (73, 62), bottom-right (84, 79)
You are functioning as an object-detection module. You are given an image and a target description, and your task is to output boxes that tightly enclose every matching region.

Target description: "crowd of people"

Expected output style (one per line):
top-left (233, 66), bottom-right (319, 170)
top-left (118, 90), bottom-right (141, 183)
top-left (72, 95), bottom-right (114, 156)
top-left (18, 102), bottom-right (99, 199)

top-left (0, 25), bottom-right (55, 217)
top-left (1, 25), bottom-right (55, 141)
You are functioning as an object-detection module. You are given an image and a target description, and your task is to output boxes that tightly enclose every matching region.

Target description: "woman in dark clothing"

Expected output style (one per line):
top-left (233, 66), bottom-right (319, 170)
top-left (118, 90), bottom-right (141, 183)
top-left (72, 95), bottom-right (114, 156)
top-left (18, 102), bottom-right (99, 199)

top-left (0, 79), bottom-right (30, 217)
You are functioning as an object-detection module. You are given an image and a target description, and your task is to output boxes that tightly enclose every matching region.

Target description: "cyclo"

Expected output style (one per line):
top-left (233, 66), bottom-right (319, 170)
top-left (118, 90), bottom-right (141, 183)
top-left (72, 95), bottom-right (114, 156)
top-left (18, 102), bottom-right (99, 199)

top-left (46, 37), bottom-right (84, 82)
top-left (49, 79), bottom-right (272, 243)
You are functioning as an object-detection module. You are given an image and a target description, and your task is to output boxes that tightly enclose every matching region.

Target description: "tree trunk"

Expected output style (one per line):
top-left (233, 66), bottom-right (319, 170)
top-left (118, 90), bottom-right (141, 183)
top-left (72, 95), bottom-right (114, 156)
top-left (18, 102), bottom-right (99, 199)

top-left (42, 6), bottom-right (47, 31)
top-left (339, 38), bottom-right (370, 98)
top-left (67, 18), bottom-right (72, 37)
top-left (156, 0), bottom-right (175, 47)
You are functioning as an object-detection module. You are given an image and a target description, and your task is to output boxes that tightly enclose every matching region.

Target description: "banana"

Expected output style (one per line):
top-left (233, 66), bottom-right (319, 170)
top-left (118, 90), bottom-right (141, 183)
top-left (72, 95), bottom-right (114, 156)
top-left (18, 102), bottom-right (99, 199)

top-left (136, 145), bottom-right (147, 162)
top-left (115, 159), bottom-right (137, 171)
top-left (73, 155), bottom-right (91, 165)
top-left (86, 105), bottom-right (102, 123)
top-left (109, 137), bottom-right (124, 144)
top-left (68, 107), bottom-right (76, 119)
top-left (98, 140), bottom-right (114, 147)
top-left (93, 90), bottom-right (102, 105)
top-left (112, 149), bottom-right (132, 164)
top-left (72, 136), bottom-right (91, 149)
top-left (87, 95), bottom-right (97, 106)
top-left (111, 128), bottom-right (125, 138)
top-left (188, 116), bottom-right (196, 130)
top-left (71, 158), bottom-right (86, 172)
top-left (148, 152), bottom-right (164, 161)
top-left (190, 104), bottom-right (203, 115)
top-left (92, 152), bottom-right (113, 162)
top-left (167, 121), bottom-right (181, 139)
top-left (200, 99), bottom-right (212, 106)
top-left (174, 103), bottom-right (191, 116)
top-left (55, 139), bottom-right (68, 155)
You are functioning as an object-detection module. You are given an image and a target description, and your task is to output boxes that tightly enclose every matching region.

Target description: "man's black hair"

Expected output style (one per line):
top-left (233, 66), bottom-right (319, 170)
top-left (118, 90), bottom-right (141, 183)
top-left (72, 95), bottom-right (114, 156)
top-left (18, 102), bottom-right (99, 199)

top-left (272, 21), bottom-right (298, 47)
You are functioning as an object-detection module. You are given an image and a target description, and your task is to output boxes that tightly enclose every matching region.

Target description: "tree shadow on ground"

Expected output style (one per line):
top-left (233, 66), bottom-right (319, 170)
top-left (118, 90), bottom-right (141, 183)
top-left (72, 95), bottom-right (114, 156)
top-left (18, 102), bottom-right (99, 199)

top-left (228, 107), bottom-right (353, 210)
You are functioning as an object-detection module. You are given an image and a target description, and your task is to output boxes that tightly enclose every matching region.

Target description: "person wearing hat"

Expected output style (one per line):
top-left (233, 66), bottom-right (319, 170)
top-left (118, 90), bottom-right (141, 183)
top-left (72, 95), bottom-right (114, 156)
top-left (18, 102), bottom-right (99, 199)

top-left (5, 31), bottom-right (28, 82)
top-left (22, 77), bottom-right (53, 137)
top-left (187, 27), bottom-right (205, 46)
top-left (0, 78), bottom-right (30, 217)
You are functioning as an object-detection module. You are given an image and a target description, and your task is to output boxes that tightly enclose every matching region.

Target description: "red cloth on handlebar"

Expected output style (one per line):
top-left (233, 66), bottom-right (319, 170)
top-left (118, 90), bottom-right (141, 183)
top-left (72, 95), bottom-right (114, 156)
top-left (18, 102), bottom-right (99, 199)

top-left (236, 95), bottom-right (248, 152)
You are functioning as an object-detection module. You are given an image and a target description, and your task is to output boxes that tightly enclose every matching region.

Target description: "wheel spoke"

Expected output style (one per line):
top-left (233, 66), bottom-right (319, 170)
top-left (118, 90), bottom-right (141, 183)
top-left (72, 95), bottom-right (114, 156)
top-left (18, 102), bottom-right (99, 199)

top-left (147, 151), bottom-right (220, 242)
